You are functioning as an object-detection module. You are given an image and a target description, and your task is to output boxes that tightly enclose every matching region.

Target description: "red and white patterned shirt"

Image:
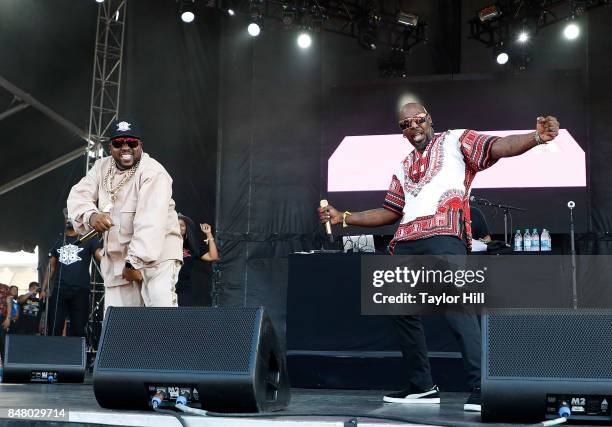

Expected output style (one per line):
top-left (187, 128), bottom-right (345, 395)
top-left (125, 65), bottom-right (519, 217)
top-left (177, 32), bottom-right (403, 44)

top-left (383, 129), bottom-right (500, 253)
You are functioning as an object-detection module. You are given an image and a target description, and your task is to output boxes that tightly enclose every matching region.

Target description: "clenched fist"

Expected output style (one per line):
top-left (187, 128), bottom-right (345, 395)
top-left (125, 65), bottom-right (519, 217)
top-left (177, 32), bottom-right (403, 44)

top-left (89, 212), bottom-right (114, 232)
top-left (536, 116), bottom-right (560, 143)
top-left (318, 204), bottom-right (343, 226)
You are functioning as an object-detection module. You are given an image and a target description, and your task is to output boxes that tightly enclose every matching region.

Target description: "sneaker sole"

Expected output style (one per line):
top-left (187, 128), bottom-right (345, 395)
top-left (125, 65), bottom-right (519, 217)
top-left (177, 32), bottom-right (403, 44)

top-left (463, 403), bottom-right (481, 412)
top-left (383, 397), bottom-right (441, 404)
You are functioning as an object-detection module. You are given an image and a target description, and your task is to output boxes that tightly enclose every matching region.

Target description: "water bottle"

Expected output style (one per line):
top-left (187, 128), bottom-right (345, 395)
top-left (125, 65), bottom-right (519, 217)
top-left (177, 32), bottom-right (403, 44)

top-left (541, 229), bottom-right (552, 251)
top-left (514, 229), bottom-right (522, 251)
top-left (531, 228), bottom-right (540, 251)
top-left (523, 229), bottom-right (532, 252)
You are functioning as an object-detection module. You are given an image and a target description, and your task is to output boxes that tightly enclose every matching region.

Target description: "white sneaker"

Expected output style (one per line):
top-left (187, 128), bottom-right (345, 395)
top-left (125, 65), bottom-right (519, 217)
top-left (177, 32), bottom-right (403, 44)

top-left (463, 387), bottom-right (481, 412)
top-left (383, 385), bottom-right (441, 404)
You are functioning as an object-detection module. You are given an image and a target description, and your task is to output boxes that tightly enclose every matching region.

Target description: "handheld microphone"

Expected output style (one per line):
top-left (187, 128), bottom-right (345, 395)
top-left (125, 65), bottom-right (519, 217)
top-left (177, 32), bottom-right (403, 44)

top-left (75, 204), bottom-right (113, 245)
top-left (75, 229), bottom-right (98, 245)
top-left (320, 199), bottom-right (334, 243)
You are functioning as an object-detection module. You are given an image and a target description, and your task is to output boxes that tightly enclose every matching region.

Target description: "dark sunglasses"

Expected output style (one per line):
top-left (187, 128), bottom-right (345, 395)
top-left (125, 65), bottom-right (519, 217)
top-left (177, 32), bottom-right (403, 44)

top-left (110, 137), bottom-right (140, 149)
top-left (399, 115), bottom-right (428, 130)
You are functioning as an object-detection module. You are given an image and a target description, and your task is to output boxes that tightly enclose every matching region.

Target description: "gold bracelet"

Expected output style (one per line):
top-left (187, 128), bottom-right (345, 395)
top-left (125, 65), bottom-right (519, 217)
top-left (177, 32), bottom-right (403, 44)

top-left (534, 131), bottom-right (544, 145)
top-left (342, 211), bottom-right (352, 228)
top-left (204, 237), bottom-right (214, 243)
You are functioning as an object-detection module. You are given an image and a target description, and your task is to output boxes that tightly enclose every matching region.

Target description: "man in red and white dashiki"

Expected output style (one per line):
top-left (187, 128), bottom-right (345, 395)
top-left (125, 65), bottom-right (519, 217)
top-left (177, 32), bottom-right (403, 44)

top-left (319, 102), bottom-right (560, 412)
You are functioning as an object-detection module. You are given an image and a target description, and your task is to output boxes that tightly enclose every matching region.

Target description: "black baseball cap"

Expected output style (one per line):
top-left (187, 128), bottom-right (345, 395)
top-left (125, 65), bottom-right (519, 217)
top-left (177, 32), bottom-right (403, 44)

top-left (109, 119), bottom-right (142, 140)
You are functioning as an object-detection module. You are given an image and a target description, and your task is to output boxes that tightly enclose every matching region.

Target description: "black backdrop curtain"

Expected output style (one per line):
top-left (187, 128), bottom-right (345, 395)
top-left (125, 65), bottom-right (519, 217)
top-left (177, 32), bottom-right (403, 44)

top-left (215, 17), bottom-right (324, 337)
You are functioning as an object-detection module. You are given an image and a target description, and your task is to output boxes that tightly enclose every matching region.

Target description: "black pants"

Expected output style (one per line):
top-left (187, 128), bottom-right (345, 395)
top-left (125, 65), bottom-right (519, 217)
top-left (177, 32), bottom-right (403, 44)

top-left (47, 287), bottom-right (90, 337)
top-left (176, 288), bottom-right (196, 307)
top-left (392, 236), bottom-right (481, 390)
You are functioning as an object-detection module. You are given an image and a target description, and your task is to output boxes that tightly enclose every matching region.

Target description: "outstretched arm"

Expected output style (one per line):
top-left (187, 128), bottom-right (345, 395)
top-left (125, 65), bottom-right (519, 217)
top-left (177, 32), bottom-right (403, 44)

top-left (490, 116), bottom-right (559, 161)
top-left (319, 205), bottom-right (401, 228)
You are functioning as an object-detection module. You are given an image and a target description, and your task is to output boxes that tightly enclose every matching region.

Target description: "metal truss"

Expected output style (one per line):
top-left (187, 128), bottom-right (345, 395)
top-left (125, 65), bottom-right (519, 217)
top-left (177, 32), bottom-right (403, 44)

top-left (0, 95), bottom-right (28, 122)
top-left (469, 0), bottom-right (610, 48)
top-left (0, 75), bottom-right (91, 196)
top-left (86, 0), bottom-right (127, 171)
top-left (220, 0), bottom-right (427, 51)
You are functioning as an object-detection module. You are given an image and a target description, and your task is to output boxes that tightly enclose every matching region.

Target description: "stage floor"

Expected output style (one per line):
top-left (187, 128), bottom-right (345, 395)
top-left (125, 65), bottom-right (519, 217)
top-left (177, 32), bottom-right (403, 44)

top-left (0, 382), bottom-right (597, 427)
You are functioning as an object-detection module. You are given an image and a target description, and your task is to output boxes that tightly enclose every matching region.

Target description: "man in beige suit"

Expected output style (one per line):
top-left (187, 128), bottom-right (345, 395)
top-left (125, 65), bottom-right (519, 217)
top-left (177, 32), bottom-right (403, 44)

top-left (67, 119), bottom-right (183, 308)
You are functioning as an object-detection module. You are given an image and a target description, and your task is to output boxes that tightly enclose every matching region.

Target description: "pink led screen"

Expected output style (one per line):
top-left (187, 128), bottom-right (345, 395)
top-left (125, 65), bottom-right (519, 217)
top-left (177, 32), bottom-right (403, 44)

top-left (328, 129), bottom-right (586, 191)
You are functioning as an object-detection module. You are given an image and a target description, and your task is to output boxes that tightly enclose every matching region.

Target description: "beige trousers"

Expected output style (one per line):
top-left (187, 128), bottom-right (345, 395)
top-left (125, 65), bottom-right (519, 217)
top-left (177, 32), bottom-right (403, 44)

top-left (104, 260), bottom-right (180, 310)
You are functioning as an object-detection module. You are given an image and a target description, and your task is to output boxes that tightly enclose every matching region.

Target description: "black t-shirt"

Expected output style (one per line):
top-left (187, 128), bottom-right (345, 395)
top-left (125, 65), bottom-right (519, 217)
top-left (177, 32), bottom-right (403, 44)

top-left (470, 205), bottom-right (490, 240)
top-left (177, 240), bottom-right (205, 291)
top-left (178, 245), bottom-right (195, 283)
top-left (16, 296), bottom-right (43, 334)
top-left (51, 235), bottom-right (100, 290)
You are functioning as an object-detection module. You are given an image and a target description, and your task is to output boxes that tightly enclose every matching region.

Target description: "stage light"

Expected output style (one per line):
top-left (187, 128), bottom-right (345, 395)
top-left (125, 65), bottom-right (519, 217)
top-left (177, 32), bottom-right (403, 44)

top-left (228, 8), bottom-right (235, 16)
top-left (564, 23), bottom-right (580, 40)
top-left (95, 0), bottom-right (104, 3)
top-left (496, 52), bottom-right (509, 65)
top-left (181, 11), bottom-right (195, 22)
top-left (297, 33), bottom-right (312, 49)
top-left (478, 4), bottom-right (501, 22)
top-left (180, 0), bottom-right (196, 23)
top-left (247, 2), bottom-right (263, 37)
top-left (517, 31), bottom-right (529, 43)
top-left (358, 11), bottom-right (380, 51)
top-left (282, 6), bottom-right (296, 28)
top-left (396, 11), bottom-right (418, 27)
top-left (248, 22), bottom-right (261, 36)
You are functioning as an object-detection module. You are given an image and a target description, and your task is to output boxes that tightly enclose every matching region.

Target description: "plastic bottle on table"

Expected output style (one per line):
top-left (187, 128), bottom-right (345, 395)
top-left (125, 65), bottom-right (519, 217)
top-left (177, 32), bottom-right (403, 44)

top-left (531, 228), bottom-right (540, 251)
top-left (514, 229), bottom-right (522, 251)
top-left (541, 229), bottom-right (551, 251)
top-left (523, 229), bottom-right (532, 252)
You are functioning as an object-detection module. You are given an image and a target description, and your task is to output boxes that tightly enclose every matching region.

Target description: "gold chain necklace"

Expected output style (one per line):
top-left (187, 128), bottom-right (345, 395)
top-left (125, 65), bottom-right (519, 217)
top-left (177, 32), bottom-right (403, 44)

top-left (103, 159), bottom-right (140, 203)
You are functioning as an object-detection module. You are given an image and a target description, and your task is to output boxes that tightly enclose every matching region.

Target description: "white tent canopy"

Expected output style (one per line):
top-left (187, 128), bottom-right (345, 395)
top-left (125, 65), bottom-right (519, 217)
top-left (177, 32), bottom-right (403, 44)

top-left (0, 247), bottom-right (39, 291)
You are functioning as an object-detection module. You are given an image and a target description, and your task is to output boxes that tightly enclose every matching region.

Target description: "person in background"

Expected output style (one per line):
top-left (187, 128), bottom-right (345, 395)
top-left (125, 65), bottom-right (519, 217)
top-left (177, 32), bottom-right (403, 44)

top-left (1, 286), bottom-right (20, 361)
top-left (176, 214), bottom-right (219, 307)
top-left (15, 282), bottom-right (44, 335)
top-left (41, 212), bottom-right (102, 337)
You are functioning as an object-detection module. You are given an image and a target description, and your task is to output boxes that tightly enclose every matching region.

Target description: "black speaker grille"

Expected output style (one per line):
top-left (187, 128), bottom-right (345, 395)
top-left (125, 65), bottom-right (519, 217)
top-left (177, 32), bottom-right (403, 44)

top-left (97, 307), bottom-right (260, 373)
top-left (487, 310), bottom-right (612, 379)
top-left (6, 335), bottom-right (83, 366)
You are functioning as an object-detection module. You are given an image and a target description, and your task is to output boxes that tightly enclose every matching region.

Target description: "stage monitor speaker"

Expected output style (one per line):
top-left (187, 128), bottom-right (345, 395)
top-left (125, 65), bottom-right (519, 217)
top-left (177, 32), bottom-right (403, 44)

top-left (2, 335), bottom-right (85, 383)
top-left (93, 306), bottom-right (290, 412)
top-left (482, 309), bottom-right (612, 423)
